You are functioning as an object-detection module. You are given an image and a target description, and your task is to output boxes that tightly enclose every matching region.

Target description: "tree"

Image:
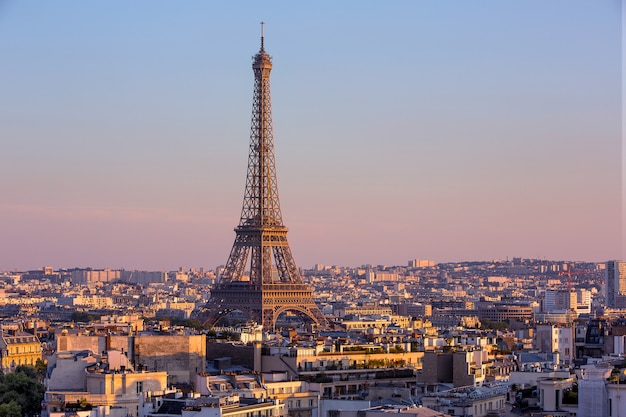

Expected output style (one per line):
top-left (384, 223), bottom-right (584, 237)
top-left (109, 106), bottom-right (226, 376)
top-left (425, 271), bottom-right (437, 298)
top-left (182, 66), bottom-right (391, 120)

top-left (480, 319), bottom-right (509, 331)
top-left (70, 311), bottom-right (101, 323)
top-left (0, 367), bottom-right (45, 417)
top-left (158, 317), bottom-right (213, 331)
top-left (12, 366), bottom-right (36, 380)
top-left (34, 360), bottom-right (47, 382)
top-left (0, 401), bottom-right (21, 417)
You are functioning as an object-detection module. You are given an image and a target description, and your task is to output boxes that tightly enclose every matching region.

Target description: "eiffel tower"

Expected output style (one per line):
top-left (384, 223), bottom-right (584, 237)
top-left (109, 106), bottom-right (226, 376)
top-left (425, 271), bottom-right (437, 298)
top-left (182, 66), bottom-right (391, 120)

top-left (199, 25), bottom-right (327, 331)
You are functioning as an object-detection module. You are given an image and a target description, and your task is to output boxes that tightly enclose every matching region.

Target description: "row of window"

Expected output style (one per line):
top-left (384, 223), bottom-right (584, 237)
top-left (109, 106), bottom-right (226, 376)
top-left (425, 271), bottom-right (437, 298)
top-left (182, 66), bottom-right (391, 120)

top-left (234, 409), bottom-right (274, 417)
top-left (6, 345), bottom-right (40, 354)
top-left (267, 387), bottom-right (303, 394)
top-left (4, 356), bottom-right (37, 369)
top-left (287, 399), bottom-right (314, 408)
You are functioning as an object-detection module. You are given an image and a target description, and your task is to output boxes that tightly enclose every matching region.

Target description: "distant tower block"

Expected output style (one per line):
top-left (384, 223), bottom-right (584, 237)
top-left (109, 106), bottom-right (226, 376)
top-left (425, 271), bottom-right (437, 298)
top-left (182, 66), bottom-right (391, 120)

top-left (197, 26), bottom-right (327, 330)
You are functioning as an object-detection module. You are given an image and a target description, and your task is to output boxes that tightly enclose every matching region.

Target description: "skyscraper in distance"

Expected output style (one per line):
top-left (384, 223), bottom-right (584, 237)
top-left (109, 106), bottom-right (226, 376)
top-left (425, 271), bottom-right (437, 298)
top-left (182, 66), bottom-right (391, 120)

top-left (605, 260), bottom-right (626, 308)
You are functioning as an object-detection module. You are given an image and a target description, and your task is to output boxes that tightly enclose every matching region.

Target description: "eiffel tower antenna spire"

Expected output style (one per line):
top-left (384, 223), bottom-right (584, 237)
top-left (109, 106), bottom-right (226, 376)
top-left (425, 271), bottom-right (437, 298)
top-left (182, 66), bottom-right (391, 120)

top-left (196, 27), bottom-right (327, 331)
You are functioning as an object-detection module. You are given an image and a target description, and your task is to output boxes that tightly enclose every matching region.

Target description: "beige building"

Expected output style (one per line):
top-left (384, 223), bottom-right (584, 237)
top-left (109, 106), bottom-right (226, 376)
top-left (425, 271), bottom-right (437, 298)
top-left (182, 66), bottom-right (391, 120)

top-left (606, 260), bottom-right (626, 308)
top-left (262, 346), bottom-right (422, 399)
top-left (71, 269), bottom-right (121, 284)
top-left (263, 373), bottom-right (319, 417)
top-left (478, 304), bottom-right (533, 322)
top-left (56, 333), bottom-right (206, 385)
top-left (327, 405), bottom-right (448, 417)
top-left (578, 363), bottom-right (626, 417)
top-left (534, 324), bottom-right (574, 364)
top-left (0, 331), bottom-right (42, 373)
top-left (418, 349), bottom-right (493, 388)
top-left (45, 350), bottom-right (168, 417)
top-left (144, 395), bottom-right (285, 417)
top-left (195, 371), bottom-right (317, 417)
top-left (421, 385), bottom-right (507, 417)
top-left (57, 295), bottom-right (114, 308)
top-left (338, 306), bottom-right (393, 318)
top-left (408, 259), bottom-right (435, 268)
top-left (537, 376), bottom-right (576, 414)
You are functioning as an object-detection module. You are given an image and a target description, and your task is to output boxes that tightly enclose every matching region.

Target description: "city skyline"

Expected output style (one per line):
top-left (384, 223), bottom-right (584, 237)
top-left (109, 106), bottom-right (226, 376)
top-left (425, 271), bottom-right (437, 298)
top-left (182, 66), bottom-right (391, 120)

top-left (1, 1), bottom-right (623, 271)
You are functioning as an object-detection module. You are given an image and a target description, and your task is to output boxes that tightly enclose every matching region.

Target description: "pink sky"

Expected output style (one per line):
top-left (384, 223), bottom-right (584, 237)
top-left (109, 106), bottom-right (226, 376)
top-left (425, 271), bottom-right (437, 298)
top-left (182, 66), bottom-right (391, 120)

top-left (0, 1), bottom-right (622, 270)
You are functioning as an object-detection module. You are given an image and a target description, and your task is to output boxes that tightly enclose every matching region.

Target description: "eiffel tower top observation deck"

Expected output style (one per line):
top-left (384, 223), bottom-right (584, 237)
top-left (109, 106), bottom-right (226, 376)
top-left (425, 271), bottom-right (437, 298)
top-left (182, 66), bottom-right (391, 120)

top-left (199, 25), bottom-right (327, 330)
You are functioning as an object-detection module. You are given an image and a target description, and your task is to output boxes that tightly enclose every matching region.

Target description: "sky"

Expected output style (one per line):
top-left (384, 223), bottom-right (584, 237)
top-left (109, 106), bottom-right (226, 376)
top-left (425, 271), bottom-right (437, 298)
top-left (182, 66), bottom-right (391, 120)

top-left (0, 1), bottom-right (623, 271)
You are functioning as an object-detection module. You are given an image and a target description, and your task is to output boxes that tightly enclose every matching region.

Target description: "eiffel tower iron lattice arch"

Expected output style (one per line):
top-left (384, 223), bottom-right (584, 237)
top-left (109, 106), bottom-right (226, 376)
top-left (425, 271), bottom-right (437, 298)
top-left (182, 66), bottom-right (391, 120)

top-left (197, 26), bottom-right (328, 331)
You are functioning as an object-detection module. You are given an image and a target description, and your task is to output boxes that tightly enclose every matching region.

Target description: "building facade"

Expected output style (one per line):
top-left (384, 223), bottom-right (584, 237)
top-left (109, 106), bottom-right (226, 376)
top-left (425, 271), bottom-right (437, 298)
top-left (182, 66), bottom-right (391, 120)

top-left (56, 333), bottom-right (206, 385)
top-left (534, 324), bottom-right (574, 364)
top-left (606, 260), bottom-right (626, 308)
top-left (45, 350), bottom-right (169, 417)
top-left (0, 331), bottom-right (42, 373)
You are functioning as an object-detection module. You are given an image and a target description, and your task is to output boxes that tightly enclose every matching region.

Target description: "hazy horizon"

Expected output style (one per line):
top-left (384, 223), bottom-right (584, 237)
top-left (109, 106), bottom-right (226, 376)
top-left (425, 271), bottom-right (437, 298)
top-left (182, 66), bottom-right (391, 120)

top-left (0, 256), bottom-right (616, 274)
top-left (1, 1), bottom-right (623, 271)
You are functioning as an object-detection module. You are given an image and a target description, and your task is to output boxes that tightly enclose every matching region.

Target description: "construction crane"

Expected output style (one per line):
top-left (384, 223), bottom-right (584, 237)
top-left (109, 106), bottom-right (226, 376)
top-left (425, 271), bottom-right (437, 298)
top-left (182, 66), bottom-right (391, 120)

top-left (558, 270), bottom-right (590, 292)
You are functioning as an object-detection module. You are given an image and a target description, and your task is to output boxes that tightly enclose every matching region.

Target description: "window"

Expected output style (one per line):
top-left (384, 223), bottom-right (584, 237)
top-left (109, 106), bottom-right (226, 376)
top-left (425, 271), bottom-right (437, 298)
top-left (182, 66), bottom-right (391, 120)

top-left (136, 381), bottom-right (143, 394)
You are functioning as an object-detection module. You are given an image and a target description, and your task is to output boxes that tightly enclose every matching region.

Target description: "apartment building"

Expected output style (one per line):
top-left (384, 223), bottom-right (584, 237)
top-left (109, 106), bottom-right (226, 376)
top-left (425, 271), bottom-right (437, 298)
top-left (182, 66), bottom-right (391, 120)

top-left (0, 330), bottom-right (42, 373)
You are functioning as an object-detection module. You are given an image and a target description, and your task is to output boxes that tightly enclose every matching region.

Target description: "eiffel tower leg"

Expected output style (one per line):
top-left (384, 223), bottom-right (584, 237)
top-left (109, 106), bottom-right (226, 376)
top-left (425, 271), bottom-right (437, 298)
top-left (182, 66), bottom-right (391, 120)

top-left (263, 307), bottom-right (276, 331)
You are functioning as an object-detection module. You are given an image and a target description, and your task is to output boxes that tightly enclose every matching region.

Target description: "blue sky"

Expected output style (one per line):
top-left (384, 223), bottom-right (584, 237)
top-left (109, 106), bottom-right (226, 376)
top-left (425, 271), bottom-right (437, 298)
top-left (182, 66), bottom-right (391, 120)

top-left (0, 1), bottom-right (622, 270)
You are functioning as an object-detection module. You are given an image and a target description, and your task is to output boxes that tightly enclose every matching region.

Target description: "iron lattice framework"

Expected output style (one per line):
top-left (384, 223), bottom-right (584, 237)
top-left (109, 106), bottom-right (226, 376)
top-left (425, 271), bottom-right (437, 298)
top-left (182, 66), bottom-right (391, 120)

top-left (199, 29), bottom-right (327, 330)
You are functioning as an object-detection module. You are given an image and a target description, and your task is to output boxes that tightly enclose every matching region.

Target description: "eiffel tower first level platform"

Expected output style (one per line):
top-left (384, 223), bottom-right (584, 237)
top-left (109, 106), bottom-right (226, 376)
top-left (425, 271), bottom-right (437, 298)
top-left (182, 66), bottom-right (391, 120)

top-left (202, 283), bottom-right (327, 330)
top-left (195, 25), bottom-right (328, 331)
